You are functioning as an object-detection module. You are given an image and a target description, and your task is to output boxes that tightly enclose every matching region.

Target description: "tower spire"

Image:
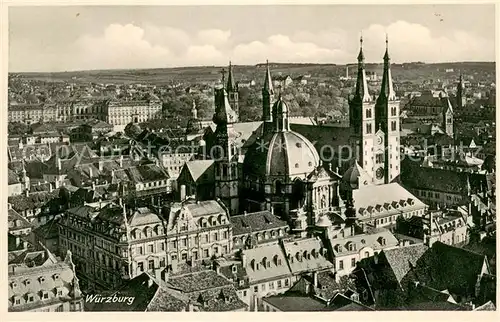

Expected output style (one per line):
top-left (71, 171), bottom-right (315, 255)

top-left (264, 59), bottom-right (274, 94)
top-left (226, 61), bottom-right (236, 92)
top-left (379, 34), bottom-right (396, 101)
top-left (355, 33), bottom-right (371, 103)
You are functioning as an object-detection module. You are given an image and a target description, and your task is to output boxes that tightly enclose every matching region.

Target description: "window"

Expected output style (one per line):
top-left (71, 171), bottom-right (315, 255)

top-left (27, 294), bottom-right (35, 303)
top-left (148, 260), bottom-right (154, 271)
top-left (182, 238), bottom-right (187, 247)
top-left (138, 262), bottom-right (144, 272)
top-left (42, 292), bottom-right (49, 300)
top-left (14, 297), bottom-right (21, 305)
top-left (364, 251), bottom-right (370, 258)
top-left (193, 251), bottom-right (198, 260)
top-left (171, 254), bottom-right (178, 260)
top-left (262, 284), bottom-right (266, 291)
top-left (269, 282), bottom-right (275, 290)
top-left (339, 260), bottom-right (344, 270)
top-left (160, 258), bottom-right (166, 267)
top-left (204, 249), bottom-right (209, 258)
top-left (284, 279), bottom-right (289, 287)
top-left (366, 109), bottom-right (372, 118)
top-left (376, 153), bottom-right (383, 163)
top-left (351, 258), bottom-right (356, 267)
top-left (138, 246), bottom-right (143, 255)
top-left (160, 242), bottom-right (165, 251)
top-left (148, 245), bottom-right (154, 253)
top-left (277, 280), bottom-right (282, 288)
top-left (366, 123), bottom-right (372, 134)
top-left (243, 290), bottom-right (247, 297)
top-left (391, 107), bottom-right (397, 116)
top-left (254, 286), bottom-right (258, 292)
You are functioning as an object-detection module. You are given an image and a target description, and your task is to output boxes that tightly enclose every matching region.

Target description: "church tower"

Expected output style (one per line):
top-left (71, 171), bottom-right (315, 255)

top-left (226, 61), bottom-right (239, 122)
top-left (374, 35), bottom-right (400, 185)
top-left (213, 69), bottom-right (240, 215)
top-left (457, 73), bottom-right (464, 109)
top-left (348, 35), bottom-right (376, 181)
top-left (262, 59), bottom-right (275, 134)
top-left (442, 94), bottom-right (454, 138)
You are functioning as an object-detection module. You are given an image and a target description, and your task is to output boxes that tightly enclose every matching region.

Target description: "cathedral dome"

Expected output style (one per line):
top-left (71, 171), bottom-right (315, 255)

top-left (243, 130), bottom-right (320, 179)
top-left (342, 160), bottom-right (372, 189)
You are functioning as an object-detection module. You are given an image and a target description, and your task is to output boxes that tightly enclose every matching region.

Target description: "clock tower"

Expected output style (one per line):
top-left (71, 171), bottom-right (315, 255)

top-left (374, 35), bottom-right (400, 185)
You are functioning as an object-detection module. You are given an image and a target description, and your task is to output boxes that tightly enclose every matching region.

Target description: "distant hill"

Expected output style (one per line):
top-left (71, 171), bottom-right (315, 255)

top-left (9, 61), bottom-right (495, 85)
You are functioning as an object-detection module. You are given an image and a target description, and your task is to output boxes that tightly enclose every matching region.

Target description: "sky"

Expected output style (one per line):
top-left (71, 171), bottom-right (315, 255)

top-left (8, 4), bottom-right (496, 72)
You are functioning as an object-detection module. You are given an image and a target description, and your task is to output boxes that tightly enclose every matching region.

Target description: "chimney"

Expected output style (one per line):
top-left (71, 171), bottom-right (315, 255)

top-left (92, 181), bottom-right (96, 191)
top-left (56, 156), bottom-right (62, 172)
top-left (24, 189), bottom-right (29, 197)
top-left (241, 252), bottom-right (247, 267)
top-left (180, 185), bottom-right (186, 201)
top-left (88, 167), bottom-right (93, 179)
top-left (119, 155), bottom-right (123, 168)
top-left (312, 271), bottom-right (318, 288)
top-left (253, 295), bottom-right (259, 312)
top-left (49, 183), bottom-right (53, 193)
top-left (98, 161), bottom-right (103, 171)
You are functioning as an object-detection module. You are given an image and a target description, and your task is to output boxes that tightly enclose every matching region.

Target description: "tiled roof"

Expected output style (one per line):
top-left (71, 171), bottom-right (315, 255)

top-left (230, 211), bottom-right (288, 236)
top-left (8, 208), bottom-right (33, 232)
top-left (352, 183), bottom-right (426, 218)
top-left (474, 301), bottom-right (496, 311)
top-left (167, 270), bottom-right (231, 293)
top-left (381, 244), bottom-right (429, 284)
top-left (126, 164), bottom-right (170, 183)
top-left (401, 160), bottom-right (490, 195)
top-left (417, 242), bottom-right (489, 297)
top-left (242, 242), bottom-right (291, 283)
top-left (8, 169), bottom-right (20, 185)
top-left (330, 228), bottom-right (400, 257)
top-left (8, 190), bottom-right (60, 212)
top-left (264, 294), bottom-right (333, 311)
top-left (182, 200), bottom-right (226, 218)
top-left (8, 250), bottom-right (81, 312)
top-left (184, 160), bottom-right (214, 182)
top-left (282, 238), bottom-right (333, 274)
top-left (128, 207), bottom-right (163, 227)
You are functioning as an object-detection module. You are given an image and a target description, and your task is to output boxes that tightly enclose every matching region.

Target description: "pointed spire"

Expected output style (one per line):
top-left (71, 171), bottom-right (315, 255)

top-left (357, 33), bottom-right (364, 62)
top-left (213, 87), bottom-right (237, 125)
top-left (264, 59), bottom-right (274, 94)
top-left (226, 61), bottom-right (236, 92)
top-left (379, 34), bottom-right (396, 101)
top-left (354, 32), bottom-right (371, 103)
top-left (383, 33), bottom-right (390, 61)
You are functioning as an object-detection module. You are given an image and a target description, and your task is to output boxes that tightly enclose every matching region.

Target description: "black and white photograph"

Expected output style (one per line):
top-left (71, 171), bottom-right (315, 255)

top-left (4, 2), bottom-right (497, 313)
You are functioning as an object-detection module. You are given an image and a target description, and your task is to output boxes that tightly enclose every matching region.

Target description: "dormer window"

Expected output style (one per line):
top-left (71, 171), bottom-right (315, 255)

top-left (26, 294), bottom-right (35, 303)
top-left (232, 265), bottom-right (237, 273)
top-left (39, 276), bottom-right (45, 283)
top-left (41, 291), bottom-right (49, 300)
top-left (378, 237), bottom-right (386, 246)
top-left (24, 279), bottom-right (31, 286)
top-left (12, 296), bottom-right (21, 306)
top-left (239, 280), bottom-right (244, 286)
top-left (53, 274), bottom-right (60, 281)
top-left (11, 282), bottom-right (18, 289)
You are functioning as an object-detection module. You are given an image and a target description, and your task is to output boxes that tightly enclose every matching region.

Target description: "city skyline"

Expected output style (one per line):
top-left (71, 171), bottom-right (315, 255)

top-left (9, 4), bottom-right (496, 72)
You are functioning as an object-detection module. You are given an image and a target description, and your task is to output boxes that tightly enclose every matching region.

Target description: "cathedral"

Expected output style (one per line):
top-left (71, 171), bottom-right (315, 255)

top-left (180, 36), bottom-right (425, 236)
